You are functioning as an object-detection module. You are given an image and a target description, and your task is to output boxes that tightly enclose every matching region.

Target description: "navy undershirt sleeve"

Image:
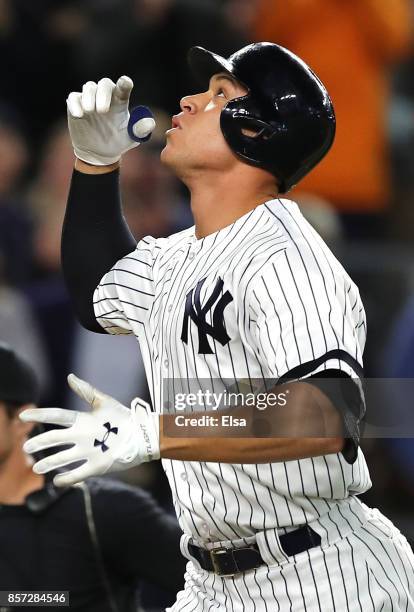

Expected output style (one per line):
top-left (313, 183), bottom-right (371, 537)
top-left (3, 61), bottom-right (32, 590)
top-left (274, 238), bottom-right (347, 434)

top-left (61, 169), bottom-right (136, 333)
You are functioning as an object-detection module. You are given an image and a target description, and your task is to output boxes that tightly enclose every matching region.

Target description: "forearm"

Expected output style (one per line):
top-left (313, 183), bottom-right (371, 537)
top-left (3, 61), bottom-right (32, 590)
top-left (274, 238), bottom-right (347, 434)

top-left (160, 427), bottom-right (343, 463)
top-left (63, 73), bottom-right (156, 331)
top-left (159, 381), bottom-right (345, 463)
top-left (61, 164), bottom-right (136, 331)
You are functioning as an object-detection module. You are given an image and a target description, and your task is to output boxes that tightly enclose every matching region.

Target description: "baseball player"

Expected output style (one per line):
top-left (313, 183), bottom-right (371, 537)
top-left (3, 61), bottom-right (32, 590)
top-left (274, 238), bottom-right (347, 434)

top-left (21, 43), bottom-right (414, 610)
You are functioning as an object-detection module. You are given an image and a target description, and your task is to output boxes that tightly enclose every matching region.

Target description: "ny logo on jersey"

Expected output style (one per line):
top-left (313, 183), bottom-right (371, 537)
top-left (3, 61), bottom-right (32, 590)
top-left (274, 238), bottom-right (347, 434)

top-left (181, 277), bottom-right (233, 354)
top-left (94, 422), bottom-right (118, 453)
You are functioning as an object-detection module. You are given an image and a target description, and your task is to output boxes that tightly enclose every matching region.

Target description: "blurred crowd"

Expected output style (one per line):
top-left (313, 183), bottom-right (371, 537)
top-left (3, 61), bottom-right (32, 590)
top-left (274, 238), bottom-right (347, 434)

top-left (1, 0), bottom-right (414, 548)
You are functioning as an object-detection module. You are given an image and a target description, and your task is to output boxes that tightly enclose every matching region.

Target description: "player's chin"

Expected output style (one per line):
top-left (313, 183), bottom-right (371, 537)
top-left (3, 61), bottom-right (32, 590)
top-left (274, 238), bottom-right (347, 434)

top-left (160, 142), bottom-right (171, 164)
top-left (160, 140), bottom-right (179, 169)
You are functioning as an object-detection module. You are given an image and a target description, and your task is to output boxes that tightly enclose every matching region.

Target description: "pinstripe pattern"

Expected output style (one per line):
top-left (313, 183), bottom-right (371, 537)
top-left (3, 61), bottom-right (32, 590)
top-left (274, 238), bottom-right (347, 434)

top-left (168, 501), bottom-right (414, 611)
top-left (92, 198), bottom-right (413, 609)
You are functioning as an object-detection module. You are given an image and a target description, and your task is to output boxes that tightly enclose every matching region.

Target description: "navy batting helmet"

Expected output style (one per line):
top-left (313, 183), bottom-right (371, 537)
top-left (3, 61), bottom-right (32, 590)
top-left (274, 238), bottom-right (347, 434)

top-left (187, 42), bottom-right (336, 193)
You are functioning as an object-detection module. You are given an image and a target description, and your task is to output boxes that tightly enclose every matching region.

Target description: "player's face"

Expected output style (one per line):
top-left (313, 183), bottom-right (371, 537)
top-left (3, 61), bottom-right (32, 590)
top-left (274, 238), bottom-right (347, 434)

top-left (0, 402), bottom-right (34, 465)
top-left (0, 403), bottom-right (16, 464)
top-left (161, 73), bottom-right (248, 177)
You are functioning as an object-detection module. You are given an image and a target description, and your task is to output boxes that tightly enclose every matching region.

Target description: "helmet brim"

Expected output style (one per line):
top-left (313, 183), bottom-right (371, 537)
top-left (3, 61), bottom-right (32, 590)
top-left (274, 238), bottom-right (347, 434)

top-left (188, 46), bottom-right (234, 89)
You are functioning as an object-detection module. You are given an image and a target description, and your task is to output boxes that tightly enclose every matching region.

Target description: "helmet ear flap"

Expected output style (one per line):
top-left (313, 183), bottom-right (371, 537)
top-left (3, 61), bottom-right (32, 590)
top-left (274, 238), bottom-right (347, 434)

top-left (234, 116), bottom-right (275, 140)
top-left (220, 105), bottom-right (278, 171)
top-left (220, 94), bottom-right (281, 170)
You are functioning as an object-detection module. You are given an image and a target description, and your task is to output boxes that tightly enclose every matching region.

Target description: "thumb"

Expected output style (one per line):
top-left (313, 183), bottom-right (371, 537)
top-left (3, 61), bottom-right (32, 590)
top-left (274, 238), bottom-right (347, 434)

top-left (67, 374), bottom-right (108, 410)
top-left (132, 117), bottom-right (156, 140)
top-left (128, 106), bottom-right (156, 143)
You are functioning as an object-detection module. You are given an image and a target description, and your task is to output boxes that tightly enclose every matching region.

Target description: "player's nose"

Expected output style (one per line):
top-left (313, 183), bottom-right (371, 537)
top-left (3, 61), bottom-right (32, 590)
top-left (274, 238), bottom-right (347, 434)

top-left (180, 94), bottom-right (199, 114)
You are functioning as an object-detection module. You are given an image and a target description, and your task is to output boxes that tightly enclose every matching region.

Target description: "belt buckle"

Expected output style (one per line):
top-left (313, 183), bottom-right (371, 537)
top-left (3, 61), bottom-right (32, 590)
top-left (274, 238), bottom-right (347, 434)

top-left (210, 547), bottom-right (238, 577)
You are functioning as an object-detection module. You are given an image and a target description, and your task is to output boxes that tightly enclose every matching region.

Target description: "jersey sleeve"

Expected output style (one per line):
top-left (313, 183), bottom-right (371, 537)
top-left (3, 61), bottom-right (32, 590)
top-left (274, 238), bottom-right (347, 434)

top-left (246, 248), bottom-right (364, 378)
top-left (93, 236), bottom-right (158, 336)
top-left (245, 247), bottom-right (366, 462)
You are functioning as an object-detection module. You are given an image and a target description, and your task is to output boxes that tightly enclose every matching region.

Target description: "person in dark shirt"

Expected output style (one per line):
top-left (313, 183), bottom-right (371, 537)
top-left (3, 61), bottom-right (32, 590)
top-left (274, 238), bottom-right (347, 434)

top-left (0, 343), bottom-right (186, 611)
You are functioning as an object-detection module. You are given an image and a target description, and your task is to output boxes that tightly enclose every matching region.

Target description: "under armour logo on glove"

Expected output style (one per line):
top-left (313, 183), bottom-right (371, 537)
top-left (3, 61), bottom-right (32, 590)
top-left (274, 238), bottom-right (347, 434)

top-left (94, 422), bottom-right (119, 452)
top-left (19, 374), bottom-right (160, 487)
top-left (181, 277), bottom-right (233, 354)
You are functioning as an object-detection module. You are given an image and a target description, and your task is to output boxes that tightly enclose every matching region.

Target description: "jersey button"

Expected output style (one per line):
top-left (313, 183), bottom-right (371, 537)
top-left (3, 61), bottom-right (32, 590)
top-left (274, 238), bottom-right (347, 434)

top-left (167, 304), bottom-right (173, 312)
top-left (180, 472), bottom-right (188, 482)
top-left (164, 359), bottom-right (169, 368)
top-left (200, 523), bottom-right (210, 538)
top-left (188, 252), bottom-right (195, 260)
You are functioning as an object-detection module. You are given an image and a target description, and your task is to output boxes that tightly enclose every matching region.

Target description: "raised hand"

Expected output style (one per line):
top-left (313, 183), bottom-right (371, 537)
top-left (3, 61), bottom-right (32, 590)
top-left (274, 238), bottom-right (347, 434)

top-left (67, 76), bottom-right (156, 166)
top-left (20, 374), bottom-right (160, 487)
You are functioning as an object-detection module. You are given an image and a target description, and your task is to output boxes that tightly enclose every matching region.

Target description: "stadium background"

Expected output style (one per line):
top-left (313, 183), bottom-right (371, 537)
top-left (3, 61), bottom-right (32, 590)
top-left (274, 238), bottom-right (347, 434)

top-left (0, 0), bottom-right (414, 581)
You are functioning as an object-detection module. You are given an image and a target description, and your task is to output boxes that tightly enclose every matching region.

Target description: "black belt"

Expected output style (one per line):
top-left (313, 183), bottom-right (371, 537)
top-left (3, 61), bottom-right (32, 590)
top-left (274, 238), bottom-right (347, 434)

top-left (188, 525), bottom-right (321, 577)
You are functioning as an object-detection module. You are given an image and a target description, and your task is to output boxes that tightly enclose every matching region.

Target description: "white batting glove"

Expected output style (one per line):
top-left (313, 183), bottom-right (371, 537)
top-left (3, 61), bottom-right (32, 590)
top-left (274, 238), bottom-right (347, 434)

top-left (19, 374), bottom-right (160, 487)
top-left (67, 76), bottom-right (156, 166)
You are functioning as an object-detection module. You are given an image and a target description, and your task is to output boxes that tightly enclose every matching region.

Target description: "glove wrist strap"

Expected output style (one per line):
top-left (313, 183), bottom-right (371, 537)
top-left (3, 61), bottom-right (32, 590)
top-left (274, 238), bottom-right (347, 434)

top-left (74, 149), bottom-right (122, 166)
top-left (125, 400), bottom-right (160, 464)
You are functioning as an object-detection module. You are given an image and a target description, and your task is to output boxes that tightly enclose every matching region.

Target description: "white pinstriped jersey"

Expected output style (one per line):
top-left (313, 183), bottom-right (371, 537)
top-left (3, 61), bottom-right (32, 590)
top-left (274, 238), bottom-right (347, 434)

top-left (93, 198), bottom-right (371, 544)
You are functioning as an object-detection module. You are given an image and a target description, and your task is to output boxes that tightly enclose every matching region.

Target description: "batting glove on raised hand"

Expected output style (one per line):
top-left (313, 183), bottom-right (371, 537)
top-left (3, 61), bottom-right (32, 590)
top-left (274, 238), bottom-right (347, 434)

top-left (19, 374), bottom-right (160, 487)
top-left (67, 76), bottom-right (156, 165)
